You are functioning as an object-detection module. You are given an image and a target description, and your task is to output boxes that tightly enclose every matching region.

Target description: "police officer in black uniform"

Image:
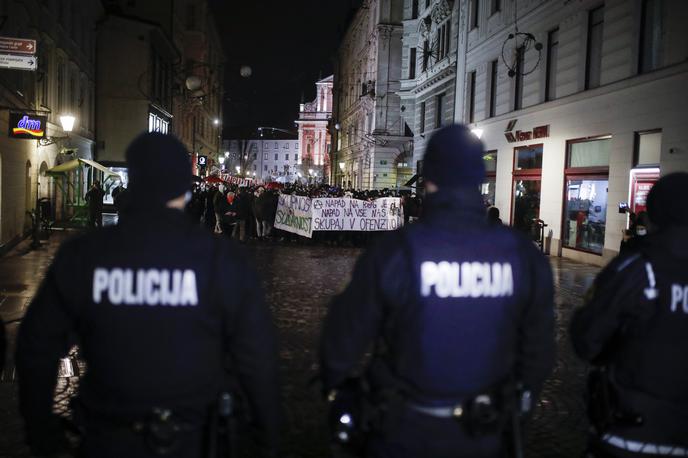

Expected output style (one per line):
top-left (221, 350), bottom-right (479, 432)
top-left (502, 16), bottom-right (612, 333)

top-left (320, 124), bottom-right (555, 457)
top-left (571, 172), bottom-right (688, 458)
top-left (16, 133), bottom-right (281, 458)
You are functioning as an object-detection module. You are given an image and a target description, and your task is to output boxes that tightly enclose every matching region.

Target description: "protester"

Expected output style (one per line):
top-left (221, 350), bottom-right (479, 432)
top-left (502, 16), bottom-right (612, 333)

top-left (15, 133), bottom-right (281, 458)
top-left (619, 211), bottom-right (650, 255)
top-left (571, 172), bottom-right (688, 458)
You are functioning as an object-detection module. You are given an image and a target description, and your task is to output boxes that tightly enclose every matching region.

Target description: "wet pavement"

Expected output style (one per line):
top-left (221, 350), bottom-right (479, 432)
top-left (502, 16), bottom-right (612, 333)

top-left (0, 232), bottom-right (599, 457)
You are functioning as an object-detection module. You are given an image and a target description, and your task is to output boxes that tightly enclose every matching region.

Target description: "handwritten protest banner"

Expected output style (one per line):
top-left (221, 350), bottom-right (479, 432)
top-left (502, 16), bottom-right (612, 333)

top-left (311, 197), bottom-right (404, 232)
top-left (274, 194), bottom-right (313, 238)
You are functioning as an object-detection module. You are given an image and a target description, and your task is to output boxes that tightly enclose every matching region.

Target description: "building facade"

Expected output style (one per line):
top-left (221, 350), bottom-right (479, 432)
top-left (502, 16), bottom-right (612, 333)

top-left (398, 0), bottom-right (460, 175)
top-left (296, 75), bottom-right (333, 183)
top-left (0, 0), bottom-right (101, 251)
top-left (454, 0), bottom-right (688, 265)
top-left (222, 138), bottom-right (301, 183)
top-left (331, 0), bottom-right (413, 190)
top-left (97, 0), bottom-right (223, 176)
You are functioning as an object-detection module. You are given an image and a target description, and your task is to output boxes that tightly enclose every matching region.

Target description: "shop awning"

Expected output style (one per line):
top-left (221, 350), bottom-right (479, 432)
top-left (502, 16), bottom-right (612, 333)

top-left (404, 174), bottom-right (419, 187)
top-left (46, 158), bottom-right (120, 178)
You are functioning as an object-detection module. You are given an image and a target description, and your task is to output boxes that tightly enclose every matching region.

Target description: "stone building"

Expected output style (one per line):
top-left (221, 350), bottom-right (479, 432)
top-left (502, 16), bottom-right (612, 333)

top-left (331, 0), bottom-right (413, 190)
top-left (453, 0), bottom-right (688, 265)
top-left (0, 0), bottom-right (102, 252)
top-left (398, 0), bottom-right (460, 178)
top-left (97, 0), bottom-right (223, 176)
top-left (295, 75), bottom-right (333, 182)
top-left (222, 138), bottom-right (301, 183)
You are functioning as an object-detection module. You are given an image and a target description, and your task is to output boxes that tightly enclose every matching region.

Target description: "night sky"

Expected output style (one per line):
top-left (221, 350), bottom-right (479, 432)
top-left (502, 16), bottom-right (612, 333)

top-left (209, 0), bottom-right (361, 138)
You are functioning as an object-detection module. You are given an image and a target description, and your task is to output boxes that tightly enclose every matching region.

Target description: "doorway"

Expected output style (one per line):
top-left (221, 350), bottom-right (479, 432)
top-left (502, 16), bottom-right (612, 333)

top-left (511, 144), bottom-right (544, 232)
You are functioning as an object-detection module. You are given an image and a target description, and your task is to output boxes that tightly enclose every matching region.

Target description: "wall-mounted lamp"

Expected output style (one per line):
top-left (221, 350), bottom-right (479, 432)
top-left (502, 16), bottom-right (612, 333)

top-left (471, 128), bottom-right (484, 139)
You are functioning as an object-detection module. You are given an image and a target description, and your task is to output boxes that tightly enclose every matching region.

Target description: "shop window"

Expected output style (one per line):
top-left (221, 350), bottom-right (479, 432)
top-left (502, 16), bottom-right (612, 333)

top-left (515, 144), bottom-right (543, 170)
top-left (482, 150), bottom-right (498, 206)
top-left (562, 137), bottom-right (611, 255)
top-left (634, 130), bottom-right (661, 166)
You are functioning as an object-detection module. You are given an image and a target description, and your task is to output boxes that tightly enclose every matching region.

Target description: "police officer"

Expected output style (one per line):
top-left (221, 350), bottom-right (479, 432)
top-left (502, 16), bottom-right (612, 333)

top-left (319, 124), bottom-right (555, 457)
top-left (571, 172), bottom-right (688, 458)
top-left (16, 133), bottom-right (281, 458)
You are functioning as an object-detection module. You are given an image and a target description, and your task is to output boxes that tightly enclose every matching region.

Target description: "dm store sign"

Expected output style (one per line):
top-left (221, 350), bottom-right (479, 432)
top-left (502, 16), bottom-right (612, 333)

top-left (9, 113), bottom-right (47, 139)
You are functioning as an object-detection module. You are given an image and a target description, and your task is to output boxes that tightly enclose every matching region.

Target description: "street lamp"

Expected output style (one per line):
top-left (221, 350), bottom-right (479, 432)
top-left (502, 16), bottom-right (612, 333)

top-left (60, 114), bottom-right (76, 132)
top-left (471, 128), bottom-right (484, 140)
top-left (235, 166), bottom-right (241, 174)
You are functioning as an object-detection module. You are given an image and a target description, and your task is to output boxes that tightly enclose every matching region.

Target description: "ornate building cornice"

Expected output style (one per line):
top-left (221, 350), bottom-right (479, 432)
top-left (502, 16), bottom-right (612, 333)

top-left (431, 0), bottom-right (454, 23)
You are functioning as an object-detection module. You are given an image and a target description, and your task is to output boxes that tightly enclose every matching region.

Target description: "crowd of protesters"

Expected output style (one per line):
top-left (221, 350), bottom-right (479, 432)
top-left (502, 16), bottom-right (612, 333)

top-left (183, 182), bottom-right (426, 246)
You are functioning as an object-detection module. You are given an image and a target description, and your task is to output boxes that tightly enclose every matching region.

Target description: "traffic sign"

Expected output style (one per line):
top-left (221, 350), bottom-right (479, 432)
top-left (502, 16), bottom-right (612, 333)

top-left (0, 54), bottom-right (37, 71)
top-left (0, 36), bottom-right (36, 55)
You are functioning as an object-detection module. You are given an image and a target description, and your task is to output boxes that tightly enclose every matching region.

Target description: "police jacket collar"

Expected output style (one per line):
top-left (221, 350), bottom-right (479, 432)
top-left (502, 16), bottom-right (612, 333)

top-left (423, 186), bottom-right (486, 227)
top-left (647, 226), bottom-right (688, 259)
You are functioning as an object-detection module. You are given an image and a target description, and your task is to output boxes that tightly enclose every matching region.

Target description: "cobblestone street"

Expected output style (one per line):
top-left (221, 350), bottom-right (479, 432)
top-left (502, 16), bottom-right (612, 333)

top-left (0, 234), bottom-right (599, 457)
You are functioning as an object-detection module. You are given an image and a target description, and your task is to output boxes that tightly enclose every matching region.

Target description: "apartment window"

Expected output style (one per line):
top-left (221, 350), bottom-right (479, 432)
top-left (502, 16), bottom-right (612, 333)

top-left (419, 101), bottom-right (426, 133)
top-left (285, 154), bottom-right (289, 161)
top-left (435, 93), bottom-right (444, 128)
top-left (639, 0), bottom-right (663, 74)
top-left (412, 0), bottom-right (419, 19)
top-left (514, 46), bottom-right (525, 110)
top-left (489, 60), bottom-right (498, 118)
top-left (295, 154), bottom-right (299, 162)
top-left (263, 153), bottom-right (268, 160)
top-left (425, 0), bottom-right (430, 9)
top-left (545, 28), bottom-right (559, 101)
top-left (634, 130), bottom-right (661, 166)
top-left (438, 22), bottom-right (451, 60)
top-left (274, 142), bottom-right (278, 148)
top-left (422, 40), bottom-right (429, 71)
top-left (57, 60), bottom-right (64, 112)
top-left (470, 0), bottom-right (480, 29)
top-left (264, 165), bottom-right (268, 171)
top-left (563, 136), bottom-right (611, 255)
top-left (585, 5), bottom-right (604, 90)
top-left (40, 52), bottom-right (50, 107)
top-left (409, 48), bottom-right (417, 79)
top-left (274, 154), bottom-right (278, 160)
top-left (490, 0), bottom-right (501, 15)
top-left (295, 143), bottom-right (299, 149)
top-left (468, 71), bottom-right (476, 123)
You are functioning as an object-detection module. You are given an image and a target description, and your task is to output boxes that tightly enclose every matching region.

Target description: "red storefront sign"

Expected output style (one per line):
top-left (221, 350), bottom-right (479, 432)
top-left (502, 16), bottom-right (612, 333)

top-left (0, 36), bottom-right (36, 55)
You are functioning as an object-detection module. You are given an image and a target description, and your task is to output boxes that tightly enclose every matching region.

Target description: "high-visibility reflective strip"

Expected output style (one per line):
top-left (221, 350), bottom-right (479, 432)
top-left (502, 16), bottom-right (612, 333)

top-left (603, 434), bottom-right (688, 456)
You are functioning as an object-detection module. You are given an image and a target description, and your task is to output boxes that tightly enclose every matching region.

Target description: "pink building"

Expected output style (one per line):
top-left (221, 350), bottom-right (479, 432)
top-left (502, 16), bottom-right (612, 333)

top-left (295, 75), bottom-right (333, 181)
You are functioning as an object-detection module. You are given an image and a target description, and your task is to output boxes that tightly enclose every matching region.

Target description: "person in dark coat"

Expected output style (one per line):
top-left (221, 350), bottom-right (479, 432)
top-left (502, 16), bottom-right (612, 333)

top-left (571, 173), bottom-right (688, 458)
top-left (619, 211), bottom-right (650, 256)
top-left (487, 206), bottom-right (503, 225)
top-left (16, 133), bottom-right (281, 458)
top-left (320, 124), bottom-right (555, 458)
top-left (85, 181), bottom-right (105, 228)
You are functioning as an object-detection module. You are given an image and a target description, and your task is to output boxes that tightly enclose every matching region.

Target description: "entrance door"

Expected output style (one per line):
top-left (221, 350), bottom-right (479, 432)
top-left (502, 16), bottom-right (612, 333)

top-left (511, 144), bottom-right (544, 232)
top-left (513, 179), bottom-right (542, 232)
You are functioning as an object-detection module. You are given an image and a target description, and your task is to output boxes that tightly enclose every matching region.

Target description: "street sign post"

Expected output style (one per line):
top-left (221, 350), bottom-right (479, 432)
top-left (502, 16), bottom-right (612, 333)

top-left (0, 36), bottom-right (36, 54)
top-left (0, 53), bottom-right (37, 71)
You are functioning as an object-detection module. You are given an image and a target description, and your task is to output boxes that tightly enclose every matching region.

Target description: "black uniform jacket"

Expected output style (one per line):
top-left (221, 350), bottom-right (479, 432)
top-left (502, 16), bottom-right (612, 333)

top-left (571, 226), bottom-right (688, 444)
top-left (15, 207), bottom-right (281, 452)
top-left (320, 188), bottom-right (555, 403)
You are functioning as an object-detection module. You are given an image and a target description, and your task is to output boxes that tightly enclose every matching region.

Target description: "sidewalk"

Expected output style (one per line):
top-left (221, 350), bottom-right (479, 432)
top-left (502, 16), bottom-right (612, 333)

top-left (0, 231), bottom-right (78, 457)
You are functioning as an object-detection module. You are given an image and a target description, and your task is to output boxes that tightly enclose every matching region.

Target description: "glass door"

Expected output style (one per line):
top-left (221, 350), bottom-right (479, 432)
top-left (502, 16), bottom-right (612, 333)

top-left (511, 144), bottom-right (544, 233)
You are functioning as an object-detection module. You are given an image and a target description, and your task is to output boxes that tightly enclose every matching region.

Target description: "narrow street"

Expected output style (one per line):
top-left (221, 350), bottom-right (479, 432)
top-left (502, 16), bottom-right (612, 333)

top-left (0, 232), bottom-right (598, 457)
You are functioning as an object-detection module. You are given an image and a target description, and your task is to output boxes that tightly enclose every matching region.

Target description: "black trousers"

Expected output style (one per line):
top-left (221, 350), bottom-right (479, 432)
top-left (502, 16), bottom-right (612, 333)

top-left (78, 423), bottom-right (206, 458)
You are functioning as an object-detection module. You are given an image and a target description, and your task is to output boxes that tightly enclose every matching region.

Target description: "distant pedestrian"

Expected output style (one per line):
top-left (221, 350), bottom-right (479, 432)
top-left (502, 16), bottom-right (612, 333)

top-left (619, 211), bottom-right (651, 256)
top-left (84, 181), bottom-right (105, 228)
top-left (571, 172), bottom-right (688, 458)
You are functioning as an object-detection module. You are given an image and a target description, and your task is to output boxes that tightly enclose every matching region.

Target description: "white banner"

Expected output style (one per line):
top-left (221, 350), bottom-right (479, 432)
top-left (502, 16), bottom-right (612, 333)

top-left (274, 194), bottom-right (313, 238)
top-left (311, 197), bottom-right (404, 232)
